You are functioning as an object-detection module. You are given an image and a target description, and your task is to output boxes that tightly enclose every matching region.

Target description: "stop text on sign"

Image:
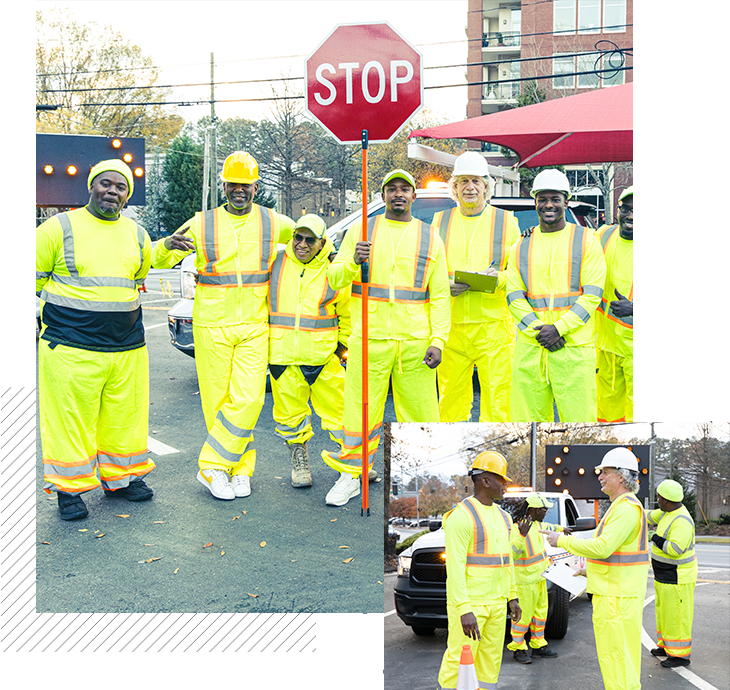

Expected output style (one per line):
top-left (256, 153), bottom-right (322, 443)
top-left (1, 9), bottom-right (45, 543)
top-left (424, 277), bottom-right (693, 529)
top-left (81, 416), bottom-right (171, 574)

top-left (313, 60), bottom-right (415, 105)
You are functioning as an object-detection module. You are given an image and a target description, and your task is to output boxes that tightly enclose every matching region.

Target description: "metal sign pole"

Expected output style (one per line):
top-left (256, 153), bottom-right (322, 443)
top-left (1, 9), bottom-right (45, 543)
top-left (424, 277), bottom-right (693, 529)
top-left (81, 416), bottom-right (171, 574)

top-left (361, 129), bottom-right (370, 517)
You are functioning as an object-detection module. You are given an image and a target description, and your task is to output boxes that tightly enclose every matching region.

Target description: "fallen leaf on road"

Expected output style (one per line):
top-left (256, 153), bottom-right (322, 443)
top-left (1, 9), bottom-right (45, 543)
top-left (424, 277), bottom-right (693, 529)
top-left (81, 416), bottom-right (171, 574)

top-left (343, 557), bottom-right (354, 563)
top-left (203, 542), bottom-right (214, 548)
top-left (115, 514), bottom-right (130, 519)
top-left (221, 550), bottom-right (225, 556)
top-left (231, 516), bottom-right (240, 521)
top-left (291, 560), bottom-right (297, 562)
top-left (174, 568), bottom-right (179, 574)
top-left (153, 521), bottom-right (166, 524)
top-left (260, 541), bottom-right (267, 547)
top-left (95, 533), bottom-right (106, 539)
top-left (79, 529), bottom-right (88, 532)
top-left (247, 593), bottom-right (259, 598)
top-left (139, 557), bottom-right (163, 563)
top-left (339, 545), bottom-right (350, 549)
top-left (274, 476), bottom-right (283, 479)
top-left (41, 541), bottom-right (50, 545)
top-left (330, 518), bottom-right (337, 522)
top-left (241, 510), bottom-right (248, 515)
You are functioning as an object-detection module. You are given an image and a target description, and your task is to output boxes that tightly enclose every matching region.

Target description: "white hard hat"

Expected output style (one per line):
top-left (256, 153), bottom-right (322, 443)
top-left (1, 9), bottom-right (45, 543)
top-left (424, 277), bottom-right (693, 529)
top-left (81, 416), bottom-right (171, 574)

top-left (531, 169), bottom-right (572, 200)
top-left (452, 151), bottom-right (491, 178)
top-left (595, 447), bottom-right (638, 473)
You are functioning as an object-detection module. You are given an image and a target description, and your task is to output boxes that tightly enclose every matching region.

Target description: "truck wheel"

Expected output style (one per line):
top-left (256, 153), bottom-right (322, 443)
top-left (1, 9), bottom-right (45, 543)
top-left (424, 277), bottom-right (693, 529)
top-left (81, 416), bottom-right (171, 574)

top-left (412, 626), bottom-right (436, 636)
top-left (544, 586), bottom-right (569, 640)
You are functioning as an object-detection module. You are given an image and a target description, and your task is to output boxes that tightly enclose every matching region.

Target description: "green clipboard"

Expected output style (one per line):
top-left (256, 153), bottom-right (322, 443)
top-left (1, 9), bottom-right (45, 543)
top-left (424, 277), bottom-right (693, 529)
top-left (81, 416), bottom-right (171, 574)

top-left (454, 270), bottom-right (498, 294)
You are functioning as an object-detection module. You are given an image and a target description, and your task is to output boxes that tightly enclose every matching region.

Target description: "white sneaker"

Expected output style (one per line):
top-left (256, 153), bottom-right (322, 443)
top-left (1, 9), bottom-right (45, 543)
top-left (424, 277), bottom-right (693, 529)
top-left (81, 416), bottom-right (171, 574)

top-left (325, 472), bottom-right (361, 506)
top-left (231, 474), bottom-right (251, 497)
top-left (197, 469), bottom-right (235, 500)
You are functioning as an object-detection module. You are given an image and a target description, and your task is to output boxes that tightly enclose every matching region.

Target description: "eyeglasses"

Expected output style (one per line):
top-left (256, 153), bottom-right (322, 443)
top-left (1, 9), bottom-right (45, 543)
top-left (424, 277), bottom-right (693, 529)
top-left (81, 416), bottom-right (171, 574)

top-left (293, 233), bottom-right (319, 246)
top-left (618, 203), bottom-right (633, 214)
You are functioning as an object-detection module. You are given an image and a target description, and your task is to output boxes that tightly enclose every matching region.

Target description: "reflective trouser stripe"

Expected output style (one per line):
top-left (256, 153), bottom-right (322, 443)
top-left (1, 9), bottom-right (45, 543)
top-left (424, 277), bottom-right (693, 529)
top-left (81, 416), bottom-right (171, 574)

top-left (39, 339), bottom-right (153, 494)
top-left (271, 356), bottom-right (344, 445)
top-left (194, 321), bottom-right (268, 476)
top-left (507, 579), bottom-right (549, 650)
top-left (655, 581), bottom-right (694, 658)
top-left (597, 348), bottom-right (634, 423)
top-left (437, 601), bottom-right (505, 690)
top-left (593, 594), bottom-right (643, 690)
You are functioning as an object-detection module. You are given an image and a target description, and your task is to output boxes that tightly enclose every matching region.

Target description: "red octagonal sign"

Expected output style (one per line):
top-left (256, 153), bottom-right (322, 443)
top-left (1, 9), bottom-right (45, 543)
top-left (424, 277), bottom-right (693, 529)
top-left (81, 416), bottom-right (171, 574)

top-left (305, 22), bottom-right (423, 144)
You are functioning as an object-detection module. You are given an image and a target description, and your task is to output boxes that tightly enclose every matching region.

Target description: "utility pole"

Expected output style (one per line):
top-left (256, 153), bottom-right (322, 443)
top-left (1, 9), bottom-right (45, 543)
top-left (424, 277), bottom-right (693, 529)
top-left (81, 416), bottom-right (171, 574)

top-left (649, 422), bottom-right (656, 509)
top-left (203, 53), bottom-right (218, 211)
top-left (530, 423), bottom-right (537, 489)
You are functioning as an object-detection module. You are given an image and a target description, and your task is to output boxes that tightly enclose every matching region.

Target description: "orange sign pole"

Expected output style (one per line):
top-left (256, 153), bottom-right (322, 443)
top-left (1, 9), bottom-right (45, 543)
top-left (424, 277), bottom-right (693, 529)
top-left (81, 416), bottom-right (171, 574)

top-left (361, 129), bottom-right (370, 517)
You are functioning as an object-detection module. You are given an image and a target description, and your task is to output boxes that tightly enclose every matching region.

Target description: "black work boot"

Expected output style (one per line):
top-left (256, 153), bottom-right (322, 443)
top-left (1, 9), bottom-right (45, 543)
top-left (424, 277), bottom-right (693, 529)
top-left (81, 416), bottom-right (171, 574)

top-left (532, 645), bottom-right (558, 658)
top-left (513, 649), bottom-right (532, 664)
top-left (661, 656), bottom-right (690, 668)
top-left (57, 492), bottom-right (88, 521)
top-left (104, 477), bottom-right (153, 501)
top-left (651, 647), bottom-right (668, 657)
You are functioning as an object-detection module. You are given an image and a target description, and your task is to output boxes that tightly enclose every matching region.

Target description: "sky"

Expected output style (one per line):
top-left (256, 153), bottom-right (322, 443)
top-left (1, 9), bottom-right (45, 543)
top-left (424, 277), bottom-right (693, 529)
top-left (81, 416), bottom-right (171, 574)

top-left (37, 0), bottom-right (472, 127)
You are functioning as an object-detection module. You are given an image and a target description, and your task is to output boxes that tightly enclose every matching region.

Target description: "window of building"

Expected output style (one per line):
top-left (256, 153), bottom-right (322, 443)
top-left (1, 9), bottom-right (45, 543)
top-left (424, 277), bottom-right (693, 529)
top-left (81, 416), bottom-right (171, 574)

top-left (578, 54), bottom-right (600, 87)
top-left (555, 0), bottom-right (627, 35)
top-left (553, 55), bottom-right (575, 89)
top-left (578, 0), bottom-right (601, 34)
top-left (604, 0), bottom-right (627, 33)
top-left (554, 0), bottom-right (576, 34)
top-left (600, 55), bottom-right (625, 86)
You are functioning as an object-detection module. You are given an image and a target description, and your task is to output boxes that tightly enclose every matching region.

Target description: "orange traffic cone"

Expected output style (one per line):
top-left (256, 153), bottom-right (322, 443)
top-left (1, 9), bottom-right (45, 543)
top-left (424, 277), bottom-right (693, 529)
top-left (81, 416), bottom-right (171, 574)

top-left (457, 644), bottom-right (479, 690)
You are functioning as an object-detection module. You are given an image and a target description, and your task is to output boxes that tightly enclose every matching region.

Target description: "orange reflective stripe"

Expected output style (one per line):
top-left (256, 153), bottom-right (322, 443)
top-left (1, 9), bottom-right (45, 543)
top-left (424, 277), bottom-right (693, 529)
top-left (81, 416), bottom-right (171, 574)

top-left (460, 497), bottom-right (512, 568)
top-left (588, 494), bottom-right (649, 566)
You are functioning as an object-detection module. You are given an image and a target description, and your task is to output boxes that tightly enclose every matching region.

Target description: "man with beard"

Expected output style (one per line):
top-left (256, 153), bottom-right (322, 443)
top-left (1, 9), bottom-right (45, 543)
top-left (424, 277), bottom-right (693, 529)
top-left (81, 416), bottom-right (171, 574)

top-left (506, 169), bottom-right (606, 421)
top-left (152, 151), bottom-right (294, 500)
top-left (324, 169), bottom-right (450, 506)
top-left (595, 186), bottom-right (633, 422)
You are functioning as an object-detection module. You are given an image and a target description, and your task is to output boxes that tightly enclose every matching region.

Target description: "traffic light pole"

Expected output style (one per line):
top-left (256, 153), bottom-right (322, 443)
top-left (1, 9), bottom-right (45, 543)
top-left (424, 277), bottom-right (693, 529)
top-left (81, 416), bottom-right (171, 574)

top-left (361, 129), bottom-right (370, 517)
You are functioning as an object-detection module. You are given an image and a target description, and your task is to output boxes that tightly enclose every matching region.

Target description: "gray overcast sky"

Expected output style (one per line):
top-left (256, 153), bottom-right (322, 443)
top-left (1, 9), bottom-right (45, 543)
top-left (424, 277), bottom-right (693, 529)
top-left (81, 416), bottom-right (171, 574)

top-left (39, 0), bottom-right (471, 125)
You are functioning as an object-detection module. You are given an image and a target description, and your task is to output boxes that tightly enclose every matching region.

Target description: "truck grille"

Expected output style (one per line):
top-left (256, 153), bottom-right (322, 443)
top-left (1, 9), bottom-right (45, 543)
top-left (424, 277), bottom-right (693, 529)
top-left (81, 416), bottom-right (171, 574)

top-left (412, 549), bottom-right (447, 584)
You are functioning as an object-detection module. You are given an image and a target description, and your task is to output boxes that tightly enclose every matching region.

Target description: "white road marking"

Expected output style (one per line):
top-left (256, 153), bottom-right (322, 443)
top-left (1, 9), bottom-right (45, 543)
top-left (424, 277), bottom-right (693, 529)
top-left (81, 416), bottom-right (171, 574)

top-left (147, 437), bottom-right (180, 455)
top-left (143, 322), bottom-right (169, 331)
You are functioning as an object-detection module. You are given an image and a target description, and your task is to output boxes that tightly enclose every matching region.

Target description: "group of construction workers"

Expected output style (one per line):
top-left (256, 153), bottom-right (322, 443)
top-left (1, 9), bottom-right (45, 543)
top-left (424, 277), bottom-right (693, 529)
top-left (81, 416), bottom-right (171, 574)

top-left (437, 448), bottom-right (697, 690)
top-left (36, 147), bottom-right (631, 520)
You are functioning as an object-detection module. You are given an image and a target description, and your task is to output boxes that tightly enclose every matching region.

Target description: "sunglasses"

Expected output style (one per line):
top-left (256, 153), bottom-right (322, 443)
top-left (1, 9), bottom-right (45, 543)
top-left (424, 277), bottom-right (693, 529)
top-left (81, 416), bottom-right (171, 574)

top-left (293, 233), bottom-right (320, 247)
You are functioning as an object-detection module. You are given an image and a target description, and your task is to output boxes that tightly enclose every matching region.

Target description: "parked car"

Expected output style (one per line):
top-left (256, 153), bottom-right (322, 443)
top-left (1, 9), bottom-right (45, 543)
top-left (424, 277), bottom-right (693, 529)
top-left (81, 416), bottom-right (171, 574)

top-left (393, 489), bottom-right (596, 638)
top-left (166, 189), bottom-right (595, 357)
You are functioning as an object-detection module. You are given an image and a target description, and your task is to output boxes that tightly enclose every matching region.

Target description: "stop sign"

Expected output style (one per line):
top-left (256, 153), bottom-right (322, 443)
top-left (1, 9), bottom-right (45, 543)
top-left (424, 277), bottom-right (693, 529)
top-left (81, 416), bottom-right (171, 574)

top-left (305, 22), bottom-right (423, 144)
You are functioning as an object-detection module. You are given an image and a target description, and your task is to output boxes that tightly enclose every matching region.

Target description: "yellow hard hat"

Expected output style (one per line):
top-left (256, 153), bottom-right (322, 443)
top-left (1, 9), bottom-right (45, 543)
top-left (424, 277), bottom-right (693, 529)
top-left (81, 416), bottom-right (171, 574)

top-left (220, 151), bottom-right (259, 184)
top-left (469, 451), bottom-right (511, 482)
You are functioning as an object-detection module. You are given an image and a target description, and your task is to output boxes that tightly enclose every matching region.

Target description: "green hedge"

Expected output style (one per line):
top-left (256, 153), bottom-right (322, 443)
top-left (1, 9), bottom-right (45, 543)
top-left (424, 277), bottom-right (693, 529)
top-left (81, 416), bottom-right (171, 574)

top-left (395, 530), bottom-right (429, 555)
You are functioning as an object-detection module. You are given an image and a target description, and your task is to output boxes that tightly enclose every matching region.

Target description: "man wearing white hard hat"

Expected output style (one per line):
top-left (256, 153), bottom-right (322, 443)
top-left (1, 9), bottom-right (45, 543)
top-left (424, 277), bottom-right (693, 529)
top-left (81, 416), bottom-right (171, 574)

top-left (437, 451), bottom-right (521, 690)
top-left (506, 169), bottom-right (606, 422)
top-left (432, 151), bottom-right (521, 423)
top-left (542, 447), bottom-right (649, 690)
top-left (37, 159), bottom-right (156, 520)
top-left (152, 152), bottom-right (295, 500)
top-left (646, 479), bottom-right (697, 668)
top-left (595, 186), bottom-right (633, 423)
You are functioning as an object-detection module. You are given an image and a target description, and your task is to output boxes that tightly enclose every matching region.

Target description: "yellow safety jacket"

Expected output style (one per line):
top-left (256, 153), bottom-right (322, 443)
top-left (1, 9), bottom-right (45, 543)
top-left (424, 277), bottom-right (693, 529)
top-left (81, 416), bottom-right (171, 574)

top-left (268, 236), bottom-right (351, 366)
top-left (36, 207), bottom-right (151, 351)
top-left (151, 204), bottom-right (294, 327)
top-left (510, 521), bottom-right (564, 584)
top-left (646, 506), bottom-right (697, 585)
top-left (558, 492), bottom-right (649, 597)
top-left (327, 216), bottom-right (451, 349)
top-left (443, 496), bottom-right (518, 616)
top-left (595, 224), bottom-right (633, 358)
top-left (506, 224), bottom-right (606, 346)
top-left (432, 205), bottom-right (520, 323)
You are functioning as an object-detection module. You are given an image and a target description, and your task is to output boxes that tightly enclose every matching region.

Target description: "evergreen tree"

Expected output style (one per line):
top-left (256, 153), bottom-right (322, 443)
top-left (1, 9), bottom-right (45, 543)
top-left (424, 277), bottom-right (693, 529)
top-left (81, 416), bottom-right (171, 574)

top-left (161, 131), bottom-right (204, 234)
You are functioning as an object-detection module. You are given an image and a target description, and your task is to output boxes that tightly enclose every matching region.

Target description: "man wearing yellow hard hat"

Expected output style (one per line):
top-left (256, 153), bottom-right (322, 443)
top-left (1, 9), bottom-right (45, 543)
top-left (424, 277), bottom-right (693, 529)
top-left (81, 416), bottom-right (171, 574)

top-left (437, 451), bottom-right (521, 690)
top-left (37, 159), bottom-right (156, 520)
top-left (152, 152), bottom-right (295, 500)
top-left (267, 213), bottom-right (351, 497)
top-left (646, 479), bottom-right (697, 668)
top-left (507, 492), bottom-right (569, 664)
top-left (506, 169), bottom-right (606, 422)
top-left (433, 151), bottom-right (521, 423)
top-left (542, 447), bottom-right (649, 690)
top-left (595, 186), bottom-right (633, 423)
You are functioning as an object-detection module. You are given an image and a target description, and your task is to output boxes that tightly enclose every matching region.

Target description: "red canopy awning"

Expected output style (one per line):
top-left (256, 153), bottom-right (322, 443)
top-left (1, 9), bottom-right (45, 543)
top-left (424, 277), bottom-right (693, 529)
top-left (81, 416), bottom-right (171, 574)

top-left (409, 83), bottom-right (632, 168)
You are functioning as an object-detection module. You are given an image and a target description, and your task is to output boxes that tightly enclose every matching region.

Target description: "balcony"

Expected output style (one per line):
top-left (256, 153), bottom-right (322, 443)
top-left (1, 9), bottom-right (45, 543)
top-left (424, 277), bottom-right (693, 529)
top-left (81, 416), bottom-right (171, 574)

top-left (482, 31), bottom-right (521, 49)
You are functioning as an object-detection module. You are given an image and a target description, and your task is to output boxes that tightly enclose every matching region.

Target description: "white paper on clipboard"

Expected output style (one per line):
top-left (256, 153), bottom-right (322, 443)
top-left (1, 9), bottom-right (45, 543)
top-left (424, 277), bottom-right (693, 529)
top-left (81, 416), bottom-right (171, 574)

top-left (541, 559), bottom-right (587, 598)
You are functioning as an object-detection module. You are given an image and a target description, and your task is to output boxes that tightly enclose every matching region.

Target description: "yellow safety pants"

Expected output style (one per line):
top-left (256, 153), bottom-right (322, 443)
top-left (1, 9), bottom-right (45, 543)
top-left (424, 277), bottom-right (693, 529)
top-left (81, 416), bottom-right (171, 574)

top-left (271, 354), bottom-right (344, 446)
top-left (437, 601), bottom-right (506, 690)
top-left (654, 581), bottom-right (694, 659)
top-left (507, 579), bottom-right (548, 651)
top-left (438, 319), bottom-right (514, 423)
top-left (38, 339), bottom-right (154, 494)
top-left (597, 349), bottom-right (634, 423)
top-left (511, 342), bottom-right (597, 422)
top-left (592, 594), bottom-right (643, 690)
top-left (193, 321), bottom-right (268, 477)
top-left (322, 336), bottom-right (439, 476)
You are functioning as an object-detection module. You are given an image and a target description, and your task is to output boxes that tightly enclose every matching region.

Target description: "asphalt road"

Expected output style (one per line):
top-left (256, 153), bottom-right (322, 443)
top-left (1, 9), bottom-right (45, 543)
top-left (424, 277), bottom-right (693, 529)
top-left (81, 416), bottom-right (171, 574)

top-left (35, 269), bottom-right (385, 614)
top-left (385, 543), bottom-right (730, 690)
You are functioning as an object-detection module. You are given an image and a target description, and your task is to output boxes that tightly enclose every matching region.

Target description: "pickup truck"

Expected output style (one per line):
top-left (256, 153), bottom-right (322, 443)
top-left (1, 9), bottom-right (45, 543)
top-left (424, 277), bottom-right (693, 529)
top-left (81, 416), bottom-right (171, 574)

top-left (393, 489), bottom-right (596, 639)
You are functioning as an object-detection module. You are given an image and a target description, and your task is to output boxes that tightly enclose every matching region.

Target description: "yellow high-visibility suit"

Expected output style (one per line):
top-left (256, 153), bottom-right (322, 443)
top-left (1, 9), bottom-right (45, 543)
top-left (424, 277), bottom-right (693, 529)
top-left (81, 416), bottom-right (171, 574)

top-left (325, 216), bottom-right (450, 474)
top-left (36, 208), bottom-right (155, 494)
top-left (432, 206), bottom-right (520, 423)
top-left (268, 236), bottom-right (350, 447)
top-left (646, 505), bottom-right (697, 660)
top-left (437, 497), bottom-right (518, 690)
top-left (506, 224), bottom-right (606, 422)
top-left (507, 521), bottom-right (565, 652)
top-left (595, 224), bottom-right (633, 422)
top-left (557, 493), bottom-right (650, 690)
top-left (152, 204), bottom-right (294, 478)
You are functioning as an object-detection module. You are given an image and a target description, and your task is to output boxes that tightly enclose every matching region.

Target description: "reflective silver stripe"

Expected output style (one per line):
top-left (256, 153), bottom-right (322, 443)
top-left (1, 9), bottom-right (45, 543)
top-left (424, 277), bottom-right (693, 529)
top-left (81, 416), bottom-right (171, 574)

top-left (515, 552), bottom-right (547, 566)
top-left (259, 207), bottom-right (274, 270)
top-left (596, 552), bottom-right (650, 565)
top-left (491, 207), bottom-right (506, 268)
top-left (599, 225), bottom-right (619, 251)
top-left (507, 290), bottom-right (525, 305)
top-left (269, 315), bottom-right (337, 329)
top-left (583, 284), bottom-right (604, 298)
top-left (568, 302), bottom-right (591, 323)
top-left (652, 552), bottom-right (697, 566)
top-left (269, 251), bottom-right (285, 312)
top-left (413, 219), bottom-right (431, 289)
top-left (568, 226), bottom-right (584, 294)
top-left (660, 514), bottom-right (696, 556)
top-left (517, 312), bottom-right (539, 332)
top-left (275, 416), bottom-right (311, 436)
top-left (50, 273), bottom-right (137, 289)
top-left (198, 274), bottom-right (268, 285)
top-left (480, 681), bottom-right (498, 689)
top-left (202, 209), bottom-right (217, 273)
top-left (43, 460), bottom-right (96, 477)
top-left (36, 271), bottom-right (52, 279)
top-left (437, 210), bottom-right (450, 246)
top-left (661, 638), bottom-right (692, 649)
top-left (319, 281), bottom-right (337, 315)
top-left (98, 450), bottom-right (149, 467)
top-left (342, 426), bottom-right (381, 445)
top-left (353, 285), bottom-right (429, 301)
top-left (215, 410), bottom-right (253, 439)
top-left (204, 435), bottom-right (243, 463)
top-left (40, 289), bottom-right (140, 312)
top-left (518, 233), bottom-right (532, 292)
top-left (57, 212), bottom-right (78, 276)
top-left (592, 494), bottom-right (649, 564)
top-left (466, 555), bottom-right (510, 565)
top-left (462, 498), bottom-right (487, 553)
